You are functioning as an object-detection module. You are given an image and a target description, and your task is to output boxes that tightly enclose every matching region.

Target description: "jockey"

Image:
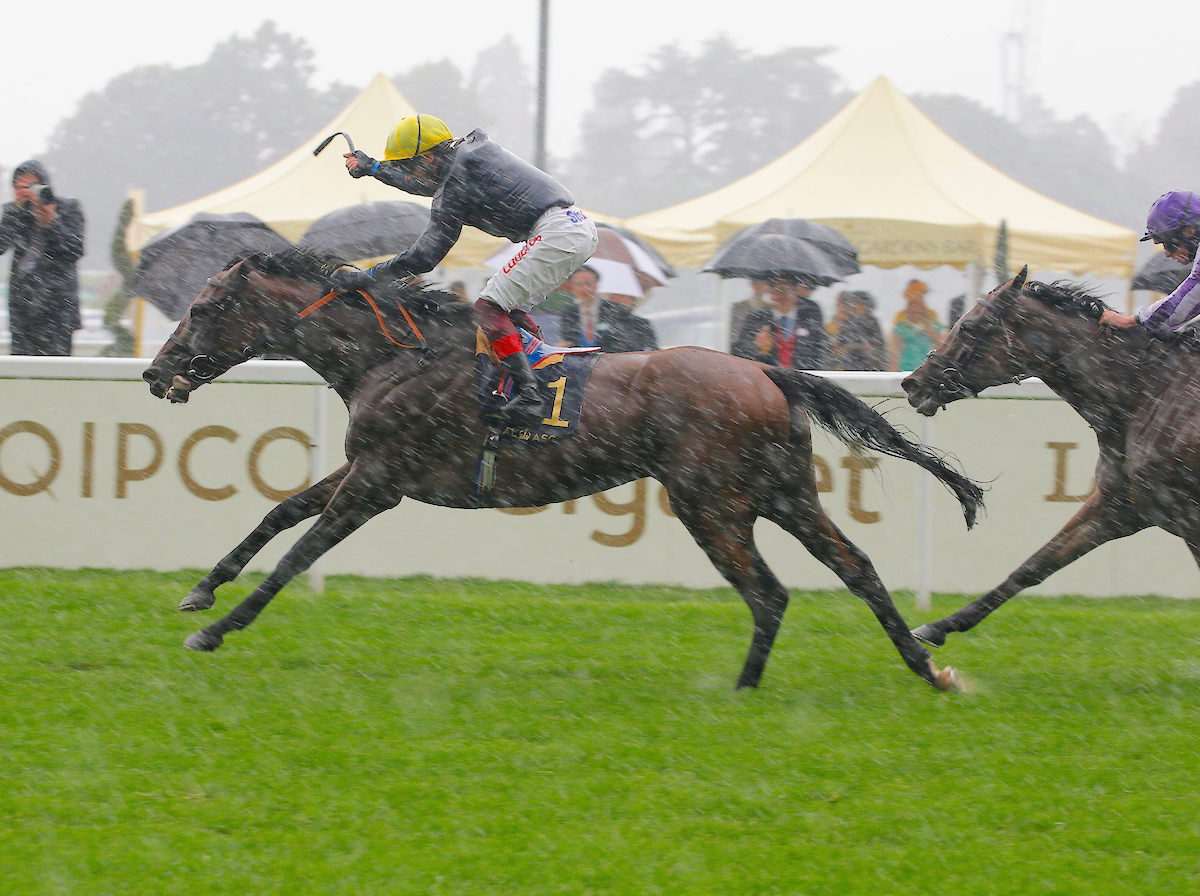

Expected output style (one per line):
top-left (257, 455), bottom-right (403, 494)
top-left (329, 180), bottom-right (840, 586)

top-left (1102, 190), bottom-right (1200, 332)
top-left (339, 114), bottom-right (598, 423)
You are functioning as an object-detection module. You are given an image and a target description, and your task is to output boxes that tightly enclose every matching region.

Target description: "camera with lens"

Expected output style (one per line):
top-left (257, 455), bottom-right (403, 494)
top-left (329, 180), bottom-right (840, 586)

top-left (27, 183), bottom-right (55, 206)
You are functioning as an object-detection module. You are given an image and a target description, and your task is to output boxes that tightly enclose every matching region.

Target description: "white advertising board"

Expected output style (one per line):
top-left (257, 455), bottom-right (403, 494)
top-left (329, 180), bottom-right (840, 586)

top-left (0, 358), bottom-right (1194, 598)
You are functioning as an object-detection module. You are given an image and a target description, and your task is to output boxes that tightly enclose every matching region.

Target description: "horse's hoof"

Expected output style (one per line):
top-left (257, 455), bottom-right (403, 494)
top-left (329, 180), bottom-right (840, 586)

top-left (932, 665), bottom-right (971, 693)
top-left (179, 588), bottom-right (215, 612)
top-left (184, 630), bottom-right (224, 652)
top-left (912, 624), bottom-right (946, 648)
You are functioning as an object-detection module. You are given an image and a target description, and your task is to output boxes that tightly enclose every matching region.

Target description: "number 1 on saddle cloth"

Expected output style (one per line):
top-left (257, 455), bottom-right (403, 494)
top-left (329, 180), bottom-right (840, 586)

top-left (472, 328), bottom-right (600, 439)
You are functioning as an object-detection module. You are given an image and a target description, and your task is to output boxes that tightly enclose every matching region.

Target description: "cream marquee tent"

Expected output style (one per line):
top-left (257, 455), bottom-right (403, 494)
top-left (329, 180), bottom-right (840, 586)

top-left (125, 75), bottom-right (504, 268)
top-left (623, 77), bottom-right (1136, 277)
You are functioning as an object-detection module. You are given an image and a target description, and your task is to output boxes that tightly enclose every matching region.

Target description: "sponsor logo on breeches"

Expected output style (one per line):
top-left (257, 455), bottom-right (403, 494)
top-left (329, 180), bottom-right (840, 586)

top-left (503, 235), bottom-right (544, 274)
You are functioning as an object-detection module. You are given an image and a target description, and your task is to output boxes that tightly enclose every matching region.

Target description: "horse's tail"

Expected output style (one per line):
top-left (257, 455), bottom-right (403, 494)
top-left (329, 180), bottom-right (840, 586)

top-left (764, 367), bottom-right (985, 529)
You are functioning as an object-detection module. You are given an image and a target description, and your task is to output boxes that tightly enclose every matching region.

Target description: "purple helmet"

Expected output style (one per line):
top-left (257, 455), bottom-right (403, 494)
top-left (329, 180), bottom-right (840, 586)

top-left (1142, 190), bottom-right (1200, 241)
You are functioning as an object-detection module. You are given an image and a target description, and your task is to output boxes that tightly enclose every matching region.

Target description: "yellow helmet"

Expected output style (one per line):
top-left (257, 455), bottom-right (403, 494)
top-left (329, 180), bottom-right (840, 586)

top-left (384, 114), bottom-right (454, 161)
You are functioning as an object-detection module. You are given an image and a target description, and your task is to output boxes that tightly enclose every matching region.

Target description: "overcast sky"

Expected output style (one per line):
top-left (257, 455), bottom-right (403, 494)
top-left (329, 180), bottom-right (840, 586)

top-left (0, 0), bottom-right (1188, 176)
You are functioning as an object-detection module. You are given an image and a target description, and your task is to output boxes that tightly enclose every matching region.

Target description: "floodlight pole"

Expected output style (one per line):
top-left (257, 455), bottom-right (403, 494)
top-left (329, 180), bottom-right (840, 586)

top-left (535, 0), bottom-right (549, 171)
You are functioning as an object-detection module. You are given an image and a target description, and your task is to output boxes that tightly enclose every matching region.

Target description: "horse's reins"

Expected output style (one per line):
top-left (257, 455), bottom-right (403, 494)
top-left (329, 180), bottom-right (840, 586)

top-left (922, 279), bottom-right (1106, 406)
top-left (175, 267), bottom-right (432, 383)
top-left (300, 286), bottom-right (429, 352)
top-left (921, 284), bottom-right (1029, 404)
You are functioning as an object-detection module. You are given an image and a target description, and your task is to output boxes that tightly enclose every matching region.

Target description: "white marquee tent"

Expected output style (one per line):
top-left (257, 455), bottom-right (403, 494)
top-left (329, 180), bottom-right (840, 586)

top-left (125, 75), bottom-right (503, 269)
top-left (623, 77), bottom-right (1137, 277)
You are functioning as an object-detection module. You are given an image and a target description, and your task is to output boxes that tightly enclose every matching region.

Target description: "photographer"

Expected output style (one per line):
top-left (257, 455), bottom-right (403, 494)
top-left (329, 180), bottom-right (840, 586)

top-left (0, 160), bottom-right (85, 355)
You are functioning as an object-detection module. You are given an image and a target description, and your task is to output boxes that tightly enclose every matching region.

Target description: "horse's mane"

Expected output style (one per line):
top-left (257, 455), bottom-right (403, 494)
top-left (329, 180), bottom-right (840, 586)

top-left (237, 246), bottom-right (472, 327)
top-left (1023, 277), bottom-right (1200, 358)
top-left (251, 246), bottom-right (345, 283)
top-left (1024, 279), bottom-right (1109, 321)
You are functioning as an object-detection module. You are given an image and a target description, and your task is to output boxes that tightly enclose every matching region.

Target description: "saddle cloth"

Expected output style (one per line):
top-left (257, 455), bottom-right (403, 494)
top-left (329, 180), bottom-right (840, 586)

top-left (473, 329), bottom-right (601, 442)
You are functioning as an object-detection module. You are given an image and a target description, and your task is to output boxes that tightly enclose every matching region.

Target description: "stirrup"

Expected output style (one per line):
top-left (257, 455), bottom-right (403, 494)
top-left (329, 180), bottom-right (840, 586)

top-left (500, 385), bottom-right (544, 423)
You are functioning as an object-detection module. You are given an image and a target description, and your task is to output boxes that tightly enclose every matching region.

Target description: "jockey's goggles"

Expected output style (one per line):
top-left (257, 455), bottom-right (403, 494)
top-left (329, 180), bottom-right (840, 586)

top-left (1153, 230), bottom-right (1183, 252)
top-left (1153, 229), bottom-right (1200, 255)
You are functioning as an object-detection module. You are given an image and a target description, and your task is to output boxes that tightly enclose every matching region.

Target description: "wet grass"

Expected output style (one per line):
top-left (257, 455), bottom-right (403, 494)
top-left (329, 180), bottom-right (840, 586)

top-left (2, 568), bottom-right (1199, 894)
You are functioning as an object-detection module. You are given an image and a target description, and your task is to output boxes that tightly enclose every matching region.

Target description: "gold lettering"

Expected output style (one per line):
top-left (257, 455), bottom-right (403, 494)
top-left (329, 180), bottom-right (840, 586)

top-left (542, 376), bottom-right (570, 427)
top-left (116, 423), bottom-right (163, 498)
top-left (0, 420), bottom-right (61, 496)
top-left (1045, 441), bottom-right (1094, 503)
top-left (592, 479), bottom-right (646, 547)
top-left (657, 483), bottom-right (676, 518)
top-left (247, 427), bottom-right (310, 501)
top-left (179, 426), bottom-right (239, 501)
top-left (81, 422), bottom-right (94, 498)
top-left (499, 504), bottom-right (548, 515)
top-left (813, 455), bottom-right (833, 492)
top-left (841, 455), bottom-right (881, 524)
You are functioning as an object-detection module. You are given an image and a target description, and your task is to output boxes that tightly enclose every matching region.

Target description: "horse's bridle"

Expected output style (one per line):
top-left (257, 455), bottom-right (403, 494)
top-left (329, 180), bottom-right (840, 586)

top-left (168, 261), bottom-right (436, 384)
top-left (919, 278), bottom-right (1030, 405)
top-left (168, 264), bottom-right (273, 381)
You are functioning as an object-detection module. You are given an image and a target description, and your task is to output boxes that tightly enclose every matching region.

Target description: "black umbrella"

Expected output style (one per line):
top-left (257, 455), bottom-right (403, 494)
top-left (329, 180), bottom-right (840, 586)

top-left (1133, 252), bottom-right (1190, 293)
top-left (708, 218), bottom-right (860, 279)
top-left (704, 232), bottom-right (846, 286)
top-left (298, 201), bottom-right (430, 261)
top-left (134, 212), bottom-right (291, 318)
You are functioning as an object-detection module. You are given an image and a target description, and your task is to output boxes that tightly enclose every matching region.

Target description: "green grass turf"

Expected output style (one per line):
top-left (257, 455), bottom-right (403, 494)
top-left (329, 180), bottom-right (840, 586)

top-left (2, 568), bottom-right (1199, 894)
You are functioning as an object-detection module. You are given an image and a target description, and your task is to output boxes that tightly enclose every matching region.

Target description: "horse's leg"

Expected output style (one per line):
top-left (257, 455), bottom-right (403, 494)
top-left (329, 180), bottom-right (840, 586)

top-left (668, 495), bottom-right (789, 689)
top-left (767, 501), bottom-right (954, 690)
top-left (180, 464), bottom-right (350, 611)
top-left (1186, 539), bottom-right (1200, 577)
top-left (912, 493), bottom-right (1143, 647)
top-left (183, 459), bottom-right (401, 652)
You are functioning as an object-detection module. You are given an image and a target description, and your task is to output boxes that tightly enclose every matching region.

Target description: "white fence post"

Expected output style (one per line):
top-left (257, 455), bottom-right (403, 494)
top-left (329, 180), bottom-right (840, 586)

top-left (916, 415), bottom-right (934, 611)
top-left (309, 383), bottom-right (328, 594)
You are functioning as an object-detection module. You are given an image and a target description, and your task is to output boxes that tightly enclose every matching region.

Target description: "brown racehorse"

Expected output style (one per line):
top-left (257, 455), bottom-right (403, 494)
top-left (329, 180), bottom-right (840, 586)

top-left (904, 268), bottom-right (1200, 649)
top-left (143, 248), bottom-right (983, 691)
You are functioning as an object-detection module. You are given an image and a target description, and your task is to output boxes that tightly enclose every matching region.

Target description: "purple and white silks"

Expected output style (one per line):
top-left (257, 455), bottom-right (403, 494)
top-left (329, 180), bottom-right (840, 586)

top-left (1137, 252), bottom-right (1200, 332)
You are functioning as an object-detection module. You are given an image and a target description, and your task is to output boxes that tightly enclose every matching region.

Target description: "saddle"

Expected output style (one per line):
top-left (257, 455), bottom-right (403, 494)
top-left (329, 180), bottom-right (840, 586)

top-left (473, 329), bottom-right (601, 500)
top-left (473, 329), bottom-right (600, 441)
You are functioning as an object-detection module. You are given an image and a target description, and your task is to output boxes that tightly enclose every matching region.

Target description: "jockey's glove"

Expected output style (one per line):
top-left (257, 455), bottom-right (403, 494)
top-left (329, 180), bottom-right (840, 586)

top-left (348, 150), bottom-right (378, 178)
top-left (335, 266), bottom-right (375, 292)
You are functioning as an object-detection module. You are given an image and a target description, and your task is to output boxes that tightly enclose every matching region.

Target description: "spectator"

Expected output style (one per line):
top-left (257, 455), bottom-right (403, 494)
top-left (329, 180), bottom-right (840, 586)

top-left (728, 278), bottom-right (771, 352)
top-left (829, 290), bottom-right (888, 371)
top-left (557, 265), bottom-right (658, 352)
top-left (890, 279), bottom-right (944, 371)
top-left (0, 160), bottom-right (85, 355)
top-left (447, 280), bottom-right (470, 301)
top-left (731, 275), bottom-right (831, 370)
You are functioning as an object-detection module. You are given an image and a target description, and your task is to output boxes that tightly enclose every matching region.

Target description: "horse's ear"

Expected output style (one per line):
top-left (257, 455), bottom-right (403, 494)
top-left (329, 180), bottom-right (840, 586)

top-left (1012, 266), bottom-right (1028, 291)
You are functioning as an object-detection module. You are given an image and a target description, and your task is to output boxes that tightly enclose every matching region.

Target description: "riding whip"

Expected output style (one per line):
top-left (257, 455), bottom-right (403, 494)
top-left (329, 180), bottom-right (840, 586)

top-left (313, 132), bottom-right (356, 156)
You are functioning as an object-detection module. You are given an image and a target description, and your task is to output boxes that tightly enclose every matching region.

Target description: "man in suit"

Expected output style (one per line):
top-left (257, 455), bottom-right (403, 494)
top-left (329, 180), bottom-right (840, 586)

top-left (557, 265), bottom-right (658, 353)
top-left (731, 274), bottom-right (831, 370)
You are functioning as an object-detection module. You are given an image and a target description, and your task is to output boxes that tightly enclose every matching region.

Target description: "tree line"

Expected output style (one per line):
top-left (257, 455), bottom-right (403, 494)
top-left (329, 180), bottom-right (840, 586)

top-left (25, 23), bottom-right (1197, 265)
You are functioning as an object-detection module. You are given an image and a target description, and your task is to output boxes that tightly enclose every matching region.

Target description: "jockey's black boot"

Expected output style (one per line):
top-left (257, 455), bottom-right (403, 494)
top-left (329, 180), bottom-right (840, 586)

top-left (498, 351), bottom-right (545, 424)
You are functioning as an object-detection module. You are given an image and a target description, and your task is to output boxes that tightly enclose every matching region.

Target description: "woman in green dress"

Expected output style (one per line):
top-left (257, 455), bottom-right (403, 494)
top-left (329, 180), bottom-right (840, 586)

top-left (890, 279), bottom-right (944, 372)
